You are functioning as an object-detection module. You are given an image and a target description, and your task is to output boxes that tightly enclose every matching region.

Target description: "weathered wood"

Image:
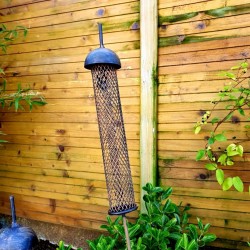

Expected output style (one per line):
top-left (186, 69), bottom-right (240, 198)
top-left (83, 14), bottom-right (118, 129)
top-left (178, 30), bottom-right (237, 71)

top-left (159, 59), bottom-right (250, 75)
top-left (159, 46), bottom-right (250, 67)
top-left (3, 134), bottom-right (140, 150)
top-left (2, 13), bottom-right (139, 44)
top-left (159, 36), bottom-right (250, 55)
top-left (159, 167), bottom-right (250, 184)
top-left (158, 150), bottom-right (250, 161)
top-left (0, 155), bottom-right (140, 177)
top-left (0, 45), bottom-right (139, 66)
top-left (1, 69), bottom-right (140, 83)
top-left (0, 111), bottom-right (140, 123)
top-left (0, 0), bottom-right (135, 20)
top-left (0, 146), bottom-right (140, 168)
top-left (159, 27), bottom-right (250, 48)
top-left (159, 13), bottom-right (250, 38)
top-left (0, 121), bottom-right (139, 136)
top-left (158, 80), bottom-right (240, 96)
top-left (159, 2), bottom-right (250, 20)
top-left (0, 0), bottom-right (249, 245)
top-left (0, 0), bottom-right (48, 9)
top-left (2, 2), bottom-right (139, 30)
top-left (159, 0), bottom-right (250, 10)
top-left (3, 58), bottom-right (140, 77)
top-left (158, 110), bottom-right (250, 123)
top-left (159, 160), bottom-right (250, 171)
top-left (140, 0), bottom-right (158, 211)
top-left (2, 31), bottom-right (139, 55)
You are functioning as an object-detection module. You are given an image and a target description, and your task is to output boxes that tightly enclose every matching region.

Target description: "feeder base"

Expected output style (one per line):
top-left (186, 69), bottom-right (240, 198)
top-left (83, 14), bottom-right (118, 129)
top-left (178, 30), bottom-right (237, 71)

top-left (108, 204), bottom-right (138, 215)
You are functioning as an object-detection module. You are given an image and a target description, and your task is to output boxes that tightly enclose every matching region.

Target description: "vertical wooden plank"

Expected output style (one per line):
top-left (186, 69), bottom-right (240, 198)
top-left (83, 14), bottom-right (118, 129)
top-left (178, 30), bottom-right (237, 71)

top-left (140, 0), bottom-right (158, 211)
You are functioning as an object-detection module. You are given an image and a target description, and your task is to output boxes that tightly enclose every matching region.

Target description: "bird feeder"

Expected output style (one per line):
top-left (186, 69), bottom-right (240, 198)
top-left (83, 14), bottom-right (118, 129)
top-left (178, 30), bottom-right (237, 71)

top-left (84, 23), bottom-right (137, 216)
top-left (0, 196), bottom-right (38, 250)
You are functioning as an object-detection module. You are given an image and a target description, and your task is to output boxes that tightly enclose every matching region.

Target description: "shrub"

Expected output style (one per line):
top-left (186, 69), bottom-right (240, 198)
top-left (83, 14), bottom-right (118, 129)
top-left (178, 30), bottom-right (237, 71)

top-left (87, 183), bottom-right (216, 250)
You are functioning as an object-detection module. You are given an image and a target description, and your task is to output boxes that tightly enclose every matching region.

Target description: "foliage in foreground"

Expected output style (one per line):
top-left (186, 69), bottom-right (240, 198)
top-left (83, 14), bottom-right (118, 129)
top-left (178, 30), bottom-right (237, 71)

top-left (194, 61), bottom-right (250, 192)
top-left (87, 183), bottom-right (216, 250)
top-left (56, 240), bottom-right (83, 250)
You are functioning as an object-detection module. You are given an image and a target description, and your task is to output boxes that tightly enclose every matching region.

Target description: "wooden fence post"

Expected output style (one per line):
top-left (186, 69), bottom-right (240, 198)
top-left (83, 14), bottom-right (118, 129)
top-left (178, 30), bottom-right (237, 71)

top-left (140, 0), bottom-right (158, 212)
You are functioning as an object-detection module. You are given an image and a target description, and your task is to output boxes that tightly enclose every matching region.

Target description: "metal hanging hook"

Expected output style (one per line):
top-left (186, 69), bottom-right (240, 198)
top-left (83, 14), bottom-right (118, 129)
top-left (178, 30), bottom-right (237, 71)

top-left (98, 23), bottom-right (104, 48)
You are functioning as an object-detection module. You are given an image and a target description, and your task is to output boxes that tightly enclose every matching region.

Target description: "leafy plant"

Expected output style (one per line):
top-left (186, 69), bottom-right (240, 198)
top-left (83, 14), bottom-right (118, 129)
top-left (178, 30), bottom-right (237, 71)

top-left (87, 183), bottom-right (216, 249)
top-left (0, 24), bottom-right (46, 111)
top-left (194, 61), bottom-right (250, 192)
top-left (0, 24), bottom-right (46, 142)
top-left (56, 240), bottom-right (83, 250)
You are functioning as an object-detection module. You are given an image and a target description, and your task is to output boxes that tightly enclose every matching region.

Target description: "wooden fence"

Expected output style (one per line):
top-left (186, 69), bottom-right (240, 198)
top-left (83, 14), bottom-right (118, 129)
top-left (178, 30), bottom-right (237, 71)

top-left (158, 1), bottom-right (250, 249)
top-left (0, 0), bottom-right (249, 248)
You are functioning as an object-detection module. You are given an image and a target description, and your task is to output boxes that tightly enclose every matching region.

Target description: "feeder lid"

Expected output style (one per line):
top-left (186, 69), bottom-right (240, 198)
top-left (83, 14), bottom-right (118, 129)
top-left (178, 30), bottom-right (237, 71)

top-left (84, 47), bottom-right (121, 70)
top-left (84, 23), bottom-right (121, 70)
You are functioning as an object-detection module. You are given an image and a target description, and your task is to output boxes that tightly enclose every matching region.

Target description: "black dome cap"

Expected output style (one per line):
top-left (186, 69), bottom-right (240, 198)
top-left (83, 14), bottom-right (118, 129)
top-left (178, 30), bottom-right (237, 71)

top-left (84, 23), bottom-right (121, 70)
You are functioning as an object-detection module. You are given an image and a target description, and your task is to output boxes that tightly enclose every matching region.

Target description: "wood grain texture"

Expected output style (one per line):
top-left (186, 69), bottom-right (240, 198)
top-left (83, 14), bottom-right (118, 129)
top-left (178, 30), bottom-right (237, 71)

top-left (0, 0), bottom-right (249, 247)
top-left (157, 1), bottom-right (250, 248)
top-left (0, 0), bottom-right (140, 233)
top-left (140, 0), bottom-right (158, 211)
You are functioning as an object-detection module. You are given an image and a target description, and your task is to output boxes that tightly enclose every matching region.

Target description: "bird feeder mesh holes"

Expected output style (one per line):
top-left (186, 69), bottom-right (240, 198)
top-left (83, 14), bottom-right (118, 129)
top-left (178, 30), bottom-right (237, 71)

top-left (90, 64), bottom-right (137, 215)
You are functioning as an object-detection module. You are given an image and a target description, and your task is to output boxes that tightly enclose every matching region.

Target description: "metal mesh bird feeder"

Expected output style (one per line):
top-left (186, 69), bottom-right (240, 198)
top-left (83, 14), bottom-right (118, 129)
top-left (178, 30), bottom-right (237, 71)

top-left (84, 24), bottom-right (137, 217)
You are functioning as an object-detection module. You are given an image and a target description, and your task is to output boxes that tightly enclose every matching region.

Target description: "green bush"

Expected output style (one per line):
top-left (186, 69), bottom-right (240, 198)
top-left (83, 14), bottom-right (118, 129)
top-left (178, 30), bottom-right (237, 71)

top-left (87, 183), bottom-right (216, 250)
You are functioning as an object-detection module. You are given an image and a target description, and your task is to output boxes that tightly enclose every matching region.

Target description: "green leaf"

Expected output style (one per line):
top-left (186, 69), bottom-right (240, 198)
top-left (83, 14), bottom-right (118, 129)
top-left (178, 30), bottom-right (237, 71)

top-left (161, 187), bottom-right (173, 200)
top-left (226, 159), bottom-right (234, 166)
top-left (0, 68), bottom-right (5, 75)
top-left (236, 145), bottom-right (243, 157)
top-left (226, 144), bottom-right (243, 157)
top-left (238, 108), bottom-right (245, 116)
top-left (194, 125), bottom-right (201, 134)
top-left (205, 163), bottom-right (217, 171)
top-left (2, 78), bottom-right (7, 91)
top-left (222, 177), bottom-right (233, 191)
top-left (225, 72), bottom-right (236, 80)
top-left (187, 224), bottom-right (198, 240)
top-left (14, 97), bottom-right (21, 111)
top-left (241, 61), bottom-right (248, 69)
top-left (197, 218), bottom-right (203, 230)
top-left (203, 223), bottom-right (211, 233)
top-left (208, 137), bottom-right (215, 145)
top-left (32, 100), bottom-right (47, 106)
top-left (225, 104), bottom-right (234, 110)
top-left (175, 237), bottom-right (184, 250)
top-left (214, 134), bottom-right (227, 142)
top-left (211, 117), bottom-right (219, 125)
top-left (233, 176), bottom-right (244, 192)
top-left (230, 65), bottom-right (240, 70)
top-left (183, 233), bottom-right (188, 249)
top-left (201, 234), bottom-right (216, 244)
top-left (128, 224), bottom-right (140, 238)
top-left (196, 149), bottom-right (205, 161)
top-left (217, 154), bottom-right (227, 165)
top-left (216, 169), bottom-right (224, 185)
top-left (187, 239), bottom-right (198, 250)
top-left (225, 113), bottom-right (233, 121)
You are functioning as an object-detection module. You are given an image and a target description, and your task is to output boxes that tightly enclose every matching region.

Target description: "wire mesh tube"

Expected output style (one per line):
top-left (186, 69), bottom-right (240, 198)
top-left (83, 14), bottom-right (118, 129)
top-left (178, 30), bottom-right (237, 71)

top-left (90, 64), bottom-right (137, 215)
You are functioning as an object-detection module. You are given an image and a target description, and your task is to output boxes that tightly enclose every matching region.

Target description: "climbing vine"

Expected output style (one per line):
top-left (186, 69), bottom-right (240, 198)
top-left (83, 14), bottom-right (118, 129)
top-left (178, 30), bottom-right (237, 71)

top-left (194, 61), bottom-right (250, 193)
